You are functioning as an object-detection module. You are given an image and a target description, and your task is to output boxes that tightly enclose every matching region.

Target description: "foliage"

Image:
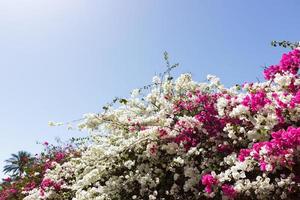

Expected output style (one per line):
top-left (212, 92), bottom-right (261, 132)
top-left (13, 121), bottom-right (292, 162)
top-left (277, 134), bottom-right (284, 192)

top-left (3, 151), bottom-right (33, 177)
top-left (271, 40), bottom-right (300, 49)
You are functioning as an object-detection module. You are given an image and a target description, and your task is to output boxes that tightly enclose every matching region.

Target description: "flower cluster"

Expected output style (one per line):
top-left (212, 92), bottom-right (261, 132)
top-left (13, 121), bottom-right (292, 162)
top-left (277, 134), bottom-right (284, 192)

top-left (238, 127), bottom-right (300, 172)
top-left (0, 142), bottom-right (79, 200)
top-left (5, 49), bottom-right (300, 199)
top-left (264, 49), bottom-right (300, 80)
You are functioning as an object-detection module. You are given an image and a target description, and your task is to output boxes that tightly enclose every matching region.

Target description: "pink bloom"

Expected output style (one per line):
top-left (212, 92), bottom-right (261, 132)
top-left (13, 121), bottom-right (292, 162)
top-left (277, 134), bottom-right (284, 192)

top-left (55, 152), bottom-right (65, 162)
top-left (158, 129), bottom-right (168, 138)
top-left (242, 90), bottom-right (270, 112)
top-left (238, 127), bottom-right (300, 172)
top-left (44, 160), bottom-right (54, 170)
top-left (238, 149), bottom-right (251, 162)
top-left (201, 173), bottom-right (218, 194)
top-left (41, 178), bottom-right (54, 190)
top-left (290, 90), bottom-right (300, 108)
top-left (3, 177), bottom-right (11, 182)
top-left (24, 182), bottom-right (36, 192)
top-left (264, 49), bottom-right (300, 80)
top-left (8, 189), bottom-right (17, 194)
top-left (147, 143), bottom-right (158, 156)
top-left (40, 178), bottom-right (62, 192)
top-left (222, 184), bottom-right (237, 199)
top-left (264, 65), bottom-right (280, 80)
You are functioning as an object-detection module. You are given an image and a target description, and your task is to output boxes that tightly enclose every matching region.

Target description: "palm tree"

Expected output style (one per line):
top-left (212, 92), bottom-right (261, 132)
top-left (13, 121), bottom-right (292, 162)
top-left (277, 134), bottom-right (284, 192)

top-left (3, 151), bottom-right (33, 177)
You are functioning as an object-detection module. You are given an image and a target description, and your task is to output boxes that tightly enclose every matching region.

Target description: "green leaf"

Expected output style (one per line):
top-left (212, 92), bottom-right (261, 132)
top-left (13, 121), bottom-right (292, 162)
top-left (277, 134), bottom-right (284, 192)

top-left (119, 98), bottom-right (128, 104)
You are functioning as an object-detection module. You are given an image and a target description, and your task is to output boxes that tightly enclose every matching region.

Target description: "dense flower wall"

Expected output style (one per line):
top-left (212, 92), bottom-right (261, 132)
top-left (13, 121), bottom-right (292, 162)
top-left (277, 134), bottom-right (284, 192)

top-left (2, 49), bottom-right (300, 199)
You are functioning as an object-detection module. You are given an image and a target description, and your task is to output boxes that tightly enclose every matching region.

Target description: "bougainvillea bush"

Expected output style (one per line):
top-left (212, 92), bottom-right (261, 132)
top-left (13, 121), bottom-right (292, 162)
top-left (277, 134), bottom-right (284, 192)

top-left (0, 142), bottom-right (80, 200)
top-left (4, 48), bottom-right (300, 199)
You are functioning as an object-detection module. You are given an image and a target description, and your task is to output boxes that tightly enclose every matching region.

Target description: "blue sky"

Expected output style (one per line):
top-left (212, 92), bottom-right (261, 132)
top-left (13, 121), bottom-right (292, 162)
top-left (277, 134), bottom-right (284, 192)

top-left (0, 0), bottom-right (299, 178)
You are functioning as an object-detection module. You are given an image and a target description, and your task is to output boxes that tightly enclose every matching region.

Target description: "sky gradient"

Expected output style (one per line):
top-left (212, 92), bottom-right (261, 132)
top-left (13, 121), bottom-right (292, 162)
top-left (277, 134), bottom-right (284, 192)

top-left (0, 0), bottom-right (299, 178)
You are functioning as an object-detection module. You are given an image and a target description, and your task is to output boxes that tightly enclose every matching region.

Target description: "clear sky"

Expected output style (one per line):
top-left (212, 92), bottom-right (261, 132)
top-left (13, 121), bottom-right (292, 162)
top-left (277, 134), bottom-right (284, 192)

top-left (0, 0), bottom-right (299, 178)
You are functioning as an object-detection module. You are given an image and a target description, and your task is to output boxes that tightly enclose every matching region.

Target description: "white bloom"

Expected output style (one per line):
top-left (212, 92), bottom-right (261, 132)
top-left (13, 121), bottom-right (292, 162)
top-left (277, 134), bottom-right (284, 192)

top-left (131, 89), bottom-right (140, 98)
top-left (173, 157), bottom-right (184, 165)
top-left (175, 73), bottom-right (192, 91)
top-left (230, 105), bottom-right (249, 118)
top-left (216, 97), bottom-right (228, 116)
top-left (162, 142), bottom-right (178, 154)
top-left (274, 73), bottom-right (292, 87)
top-left (124, 160), bottom-right (135, 169)
top-left (207, 74), bottom-right (220, 85)
top-left (152, 76), bottom-right (161, 84)
top-left (48, 121), bottom-right (63, 126)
